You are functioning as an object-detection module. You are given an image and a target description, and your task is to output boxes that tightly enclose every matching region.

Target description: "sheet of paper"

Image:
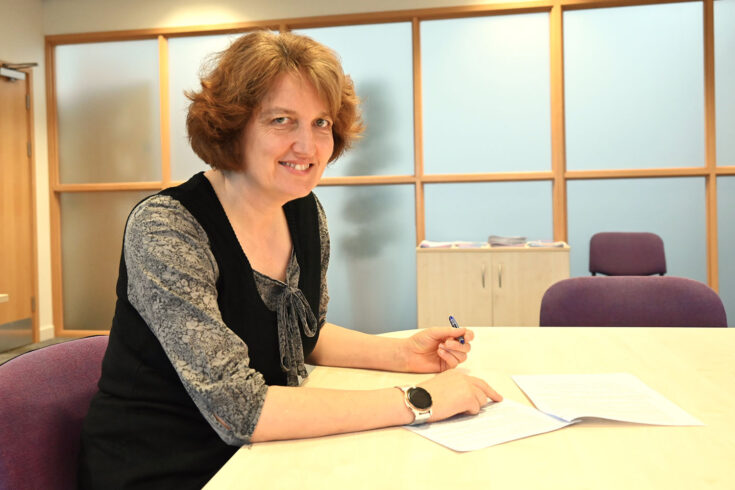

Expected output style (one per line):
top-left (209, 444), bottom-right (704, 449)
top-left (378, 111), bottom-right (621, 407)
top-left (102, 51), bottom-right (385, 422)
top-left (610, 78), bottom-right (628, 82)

top-left (405, 399), bottom-right (572, 452)
top-left (512, 373), bottom-right (703, 426)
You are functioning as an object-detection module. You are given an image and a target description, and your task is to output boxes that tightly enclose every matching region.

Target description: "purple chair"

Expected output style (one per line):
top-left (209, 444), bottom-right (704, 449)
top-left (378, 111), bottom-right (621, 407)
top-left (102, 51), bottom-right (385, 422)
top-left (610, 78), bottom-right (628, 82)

top-left (589, 232), bottom-right (666, 276)
top-left (0, 335), bottom-right (108, 490)
top-left (540, 276), bottom-right (727, 327)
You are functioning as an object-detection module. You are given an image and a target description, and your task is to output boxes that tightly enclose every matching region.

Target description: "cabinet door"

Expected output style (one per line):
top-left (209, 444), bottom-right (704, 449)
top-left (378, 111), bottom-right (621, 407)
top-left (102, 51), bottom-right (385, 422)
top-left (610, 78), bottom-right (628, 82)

top-left (491, 251), bottom-right (570, 326)
top-left (417, 252), bottom-right (493, 328)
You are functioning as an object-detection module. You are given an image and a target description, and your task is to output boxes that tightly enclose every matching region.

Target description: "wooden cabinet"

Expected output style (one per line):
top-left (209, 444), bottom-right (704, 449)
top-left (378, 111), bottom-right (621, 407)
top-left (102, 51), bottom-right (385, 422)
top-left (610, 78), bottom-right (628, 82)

top-left (416, 246), bottom-right (570, 328)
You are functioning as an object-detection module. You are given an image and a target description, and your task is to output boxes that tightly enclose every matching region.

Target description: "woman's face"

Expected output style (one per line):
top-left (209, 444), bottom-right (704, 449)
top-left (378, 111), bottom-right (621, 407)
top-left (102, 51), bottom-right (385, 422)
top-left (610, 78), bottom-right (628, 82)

top-left (239, 71), bottom-right (334, 204)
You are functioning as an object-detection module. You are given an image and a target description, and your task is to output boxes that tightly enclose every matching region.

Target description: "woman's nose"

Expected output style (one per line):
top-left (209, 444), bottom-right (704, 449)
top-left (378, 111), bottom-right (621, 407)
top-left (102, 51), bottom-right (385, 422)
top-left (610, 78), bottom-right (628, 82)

top-left (292, 125), bottom-right (316, 156)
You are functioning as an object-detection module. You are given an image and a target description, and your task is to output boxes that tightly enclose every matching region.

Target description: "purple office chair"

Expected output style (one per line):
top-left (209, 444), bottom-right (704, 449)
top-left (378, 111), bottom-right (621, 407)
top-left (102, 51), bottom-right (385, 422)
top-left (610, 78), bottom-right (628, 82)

top-left (540, 276), bottom-right (727, 327)
top-left (0, 335), bottom-right (108, 490)
top-left (589, 232), bottom-right (666, 276)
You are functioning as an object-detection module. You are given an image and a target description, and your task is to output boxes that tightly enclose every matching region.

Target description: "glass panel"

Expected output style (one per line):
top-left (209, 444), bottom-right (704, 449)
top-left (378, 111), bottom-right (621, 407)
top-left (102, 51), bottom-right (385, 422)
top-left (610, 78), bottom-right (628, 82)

top-left (56, 41), bottom-right (162, 183)
top-left (421, 14), bottom-right (551, 174)
top-left (295, 23), bottom-right (415, 177)
top-left (424, 181), bottom-right (553, 242)
top-left (313, 185), bottom-right (416, 333)
top-left (61, 191), bottom-right (153, 330)
top-left (564, 3), bottom-right (704, 170)
top-left (715, 0), bottom-right (735, 165)
top-left (567, 178), bottom-right (707, 282)
top-left (717, 177), bottom-right (735, 326)
top-left (168, 33), bottom-right (242, 181)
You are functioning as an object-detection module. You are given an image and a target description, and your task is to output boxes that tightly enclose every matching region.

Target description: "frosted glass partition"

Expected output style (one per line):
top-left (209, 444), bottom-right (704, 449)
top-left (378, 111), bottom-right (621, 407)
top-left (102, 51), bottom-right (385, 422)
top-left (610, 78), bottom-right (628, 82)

top-left (567, 178), bottom-right (707, 281)
top-left (295, 23), bottom-right (415, 177)
top-left (715, 0), bottom-right (735, 165)
top-left (61, 191), bottom-right (153, 330)
top-left (564, 3), bottom-right (704, 170)
top-left (56, 41), bottom-right (162, 183)
top-left (424, 181), bottom-right (553, 243)
top-left (421, 14), bottom-right (551, 174)
top-left (313, 185), bottom-right (416, 334)
top-left (717, 177), bottom-right (735, 326)
top-left (168, 34), bottom-right (241, 181)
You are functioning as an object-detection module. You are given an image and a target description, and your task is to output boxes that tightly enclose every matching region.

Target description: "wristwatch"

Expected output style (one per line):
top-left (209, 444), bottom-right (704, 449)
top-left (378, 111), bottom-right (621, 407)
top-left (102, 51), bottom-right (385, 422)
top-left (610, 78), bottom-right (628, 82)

top-left (395, 385), bottom-right (433, 425)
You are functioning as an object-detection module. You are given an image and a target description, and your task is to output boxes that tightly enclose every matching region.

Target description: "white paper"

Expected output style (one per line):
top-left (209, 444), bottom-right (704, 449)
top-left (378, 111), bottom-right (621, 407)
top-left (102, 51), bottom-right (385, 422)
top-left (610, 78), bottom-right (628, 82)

top-left (405, 399), bottom-right (572, 452)
top-left (512, 373), bottom-right (704, 426)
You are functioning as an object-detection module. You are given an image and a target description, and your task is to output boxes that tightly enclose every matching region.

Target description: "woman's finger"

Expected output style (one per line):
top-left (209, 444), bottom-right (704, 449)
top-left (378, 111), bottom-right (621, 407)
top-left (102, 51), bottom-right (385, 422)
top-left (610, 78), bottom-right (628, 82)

top-left (436, 345), bottom-right (461, 368)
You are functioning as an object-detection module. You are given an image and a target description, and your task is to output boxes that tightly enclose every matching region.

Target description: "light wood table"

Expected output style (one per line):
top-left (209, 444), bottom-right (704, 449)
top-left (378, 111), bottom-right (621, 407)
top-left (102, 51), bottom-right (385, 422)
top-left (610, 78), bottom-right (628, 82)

top-left (205, 327), bottom-right (735, 490)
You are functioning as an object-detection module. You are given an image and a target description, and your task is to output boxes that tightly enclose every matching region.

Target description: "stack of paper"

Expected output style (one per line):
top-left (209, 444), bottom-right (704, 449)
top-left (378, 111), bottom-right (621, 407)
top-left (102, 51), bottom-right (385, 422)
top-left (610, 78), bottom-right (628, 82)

top-left (419, 240), bottom-right (487, 248)
top-left (488, 235), bottom-right (526, 247)
top-left (526, 240), bottom-right (567, 248)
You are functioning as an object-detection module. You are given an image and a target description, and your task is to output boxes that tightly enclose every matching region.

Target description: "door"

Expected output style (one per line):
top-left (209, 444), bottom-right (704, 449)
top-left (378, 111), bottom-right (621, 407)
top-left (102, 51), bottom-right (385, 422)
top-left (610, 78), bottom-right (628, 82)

top-left (417, 251), bottom-right (493, 328)
top-left (0, 66), bottom-right (36, 351)
top-left (492, 250), bottom-right (570, 326)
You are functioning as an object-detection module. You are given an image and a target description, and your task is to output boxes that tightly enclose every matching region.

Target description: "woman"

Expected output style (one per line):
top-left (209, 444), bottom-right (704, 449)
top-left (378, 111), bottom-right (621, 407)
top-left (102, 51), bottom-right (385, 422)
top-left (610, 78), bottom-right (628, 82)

top-left (78, 30), bottom-right (502, 489)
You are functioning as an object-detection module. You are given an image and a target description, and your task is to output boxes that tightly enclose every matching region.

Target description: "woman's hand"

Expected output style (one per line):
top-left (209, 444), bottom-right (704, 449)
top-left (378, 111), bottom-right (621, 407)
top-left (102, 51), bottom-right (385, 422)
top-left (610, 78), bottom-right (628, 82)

top-left (417, 370), bottom-right (503, 422)
top-left (399, 327), bottom-right (475, 373)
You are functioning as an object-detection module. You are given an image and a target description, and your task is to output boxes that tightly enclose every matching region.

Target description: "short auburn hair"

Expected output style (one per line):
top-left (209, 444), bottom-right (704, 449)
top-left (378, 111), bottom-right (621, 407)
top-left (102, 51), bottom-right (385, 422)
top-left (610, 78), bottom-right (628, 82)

top-left (186, 30), bottom-right (363, 170)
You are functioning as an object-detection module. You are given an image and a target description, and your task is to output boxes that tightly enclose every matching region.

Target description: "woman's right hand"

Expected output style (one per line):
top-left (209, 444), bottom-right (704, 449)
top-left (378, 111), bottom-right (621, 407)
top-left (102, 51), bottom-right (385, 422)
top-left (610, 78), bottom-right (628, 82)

top-left (417, 370), bottom-right (503, 422)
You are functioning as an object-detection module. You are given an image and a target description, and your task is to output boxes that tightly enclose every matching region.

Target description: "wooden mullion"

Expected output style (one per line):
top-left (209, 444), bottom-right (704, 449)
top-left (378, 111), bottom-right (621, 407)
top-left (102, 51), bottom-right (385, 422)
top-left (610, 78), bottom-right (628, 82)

top-left (562, 0), bottom-right (696, 10)
top-left (412, 17), bottom-right (426, 244)
top-left (703, 0), bottom-right (718, 290)
top-left (158, 35), bottom-right (171, 187)
top-left (318, 175), bottom-right (417, 186)
top-left (44, 38), bottom-right (66, 336)
top-left (566, 167), bottom-right (711, 179)
top-left (45, 23), bottom-right (281, 45)
top-left (422, 171), bottom-right (554, 183)
top-left (52, 182), bottom-right (166, 193)
top-left (550, 2), bottom-right (567, 243)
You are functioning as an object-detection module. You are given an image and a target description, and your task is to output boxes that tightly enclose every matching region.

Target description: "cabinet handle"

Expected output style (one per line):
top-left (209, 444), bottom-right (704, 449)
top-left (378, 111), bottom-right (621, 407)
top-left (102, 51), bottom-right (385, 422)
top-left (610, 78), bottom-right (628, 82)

top-left (498, 264), bottom-right (502, 288)
top-left (481, 264), bottom-right (486, 288)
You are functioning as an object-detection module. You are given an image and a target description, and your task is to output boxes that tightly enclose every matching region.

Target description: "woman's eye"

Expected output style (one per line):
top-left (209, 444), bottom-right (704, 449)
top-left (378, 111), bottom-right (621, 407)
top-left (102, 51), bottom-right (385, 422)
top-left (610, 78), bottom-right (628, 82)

top-left (272, 117), bottom-right (289, 125)
top-left (315, 118), bottom-right (332, 129)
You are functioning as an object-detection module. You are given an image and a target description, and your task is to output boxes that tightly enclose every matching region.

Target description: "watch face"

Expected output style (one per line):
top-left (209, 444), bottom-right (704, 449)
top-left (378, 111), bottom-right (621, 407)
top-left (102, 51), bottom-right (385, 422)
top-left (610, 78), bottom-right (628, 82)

top-left (407, 387), bottom-right (432, 410)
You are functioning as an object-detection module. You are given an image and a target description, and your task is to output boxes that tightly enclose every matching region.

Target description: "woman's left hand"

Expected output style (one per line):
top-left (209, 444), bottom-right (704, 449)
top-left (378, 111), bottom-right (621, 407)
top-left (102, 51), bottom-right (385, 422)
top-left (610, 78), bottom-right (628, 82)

top-left (399, 327), bottom-right (473, 373)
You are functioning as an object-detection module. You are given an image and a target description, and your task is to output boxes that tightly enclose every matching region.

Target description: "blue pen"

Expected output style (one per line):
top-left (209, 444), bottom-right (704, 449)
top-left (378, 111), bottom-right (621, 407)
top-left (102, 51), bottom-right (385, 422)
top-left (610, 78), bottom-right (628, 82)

top-left (448, 315), bottom-right (465, 344)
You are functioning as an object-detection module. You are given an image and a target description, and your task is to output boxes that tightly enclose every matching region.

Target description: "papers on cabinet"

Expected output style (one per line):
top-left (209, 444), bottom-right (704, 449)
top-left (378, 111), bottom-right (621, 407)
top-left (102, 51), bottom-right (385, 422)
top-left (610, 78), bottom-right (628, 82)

top-left (404, 373), bottom-right (703, 452)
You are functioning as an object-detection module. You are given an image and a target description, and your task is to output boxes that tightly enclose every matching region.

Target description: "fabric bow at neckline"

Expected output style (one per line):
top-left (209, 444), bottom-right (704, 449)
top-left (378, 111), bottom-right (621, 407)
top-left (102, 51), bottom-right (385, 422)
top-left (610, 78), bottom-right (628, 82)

top-left (276, 285), bottom-right (317, 385)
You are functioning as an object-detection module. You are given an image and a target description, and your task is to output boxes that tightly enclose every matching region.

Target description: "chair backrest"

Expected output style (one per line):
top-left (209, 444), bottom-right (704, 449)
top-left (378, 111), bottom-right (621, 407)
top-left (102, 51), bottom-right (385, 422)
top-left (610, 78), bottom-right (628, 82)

top-left (0, 335), bottom-right (108, 490)
top-left (589, 232), bottom-right (666, 276)
top-left (540, 276), bottom-right (728, 327)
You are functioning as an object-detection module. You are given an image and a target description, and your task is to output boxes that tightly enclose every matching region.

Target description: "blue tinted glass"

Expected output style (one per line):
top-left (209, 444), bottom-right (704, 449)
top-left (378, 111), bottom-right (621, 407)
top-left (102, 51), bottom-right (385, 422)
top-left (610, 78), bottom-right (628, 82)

top-left (715, 0), bottom-right (735, 165)
top-left (567, 178), bottom-right (707, 282)
top-left (56, 40), bottom-right (161, 183)
top-left (717, 177), bottom-right (735, 326)
top-left (168, 34), bottom-right (241, 181)
top-left (295, 24), bottom-right (415, 177)
top-left (564, 3), bottom-right (704, 169)
top-left (313, 185), bottom-right (417, 333)
top-left (424, 181), bottom-right (553, 242)
top-left (421, 14), bottom-right (551, 174)
top-left (61, 191), bottom-right (154, 330)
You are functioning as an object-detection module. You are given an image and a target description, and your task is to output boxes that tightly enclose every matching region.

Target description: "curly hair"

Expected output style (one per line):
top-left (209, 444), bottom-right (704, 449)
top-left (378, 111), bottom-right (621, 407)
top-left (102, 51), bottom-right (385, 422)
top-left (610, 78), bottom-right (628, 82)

top-left (186, 30), bottom-right (364, 170)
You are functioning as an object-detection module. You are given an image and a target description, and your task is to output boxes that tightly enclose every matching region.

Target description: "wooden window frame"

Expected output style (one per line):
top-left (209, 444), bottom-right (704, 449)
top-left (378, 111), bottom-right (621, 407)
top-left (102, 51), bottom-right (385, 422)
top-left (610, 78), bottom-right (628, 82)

top-left (45, 0), bottom-right (728, 336)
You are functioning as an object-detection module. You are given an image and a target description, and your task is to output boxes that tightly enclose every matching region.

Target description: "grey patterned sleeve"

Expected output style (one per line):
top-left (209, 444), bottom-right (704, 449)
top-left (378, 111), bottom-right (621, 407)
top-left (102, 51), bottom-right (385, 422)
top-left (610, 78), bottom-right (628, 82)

top-left (314, 195), bottom-right (330, 327)
top-left (124, 195), bottom-right (267, 446)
